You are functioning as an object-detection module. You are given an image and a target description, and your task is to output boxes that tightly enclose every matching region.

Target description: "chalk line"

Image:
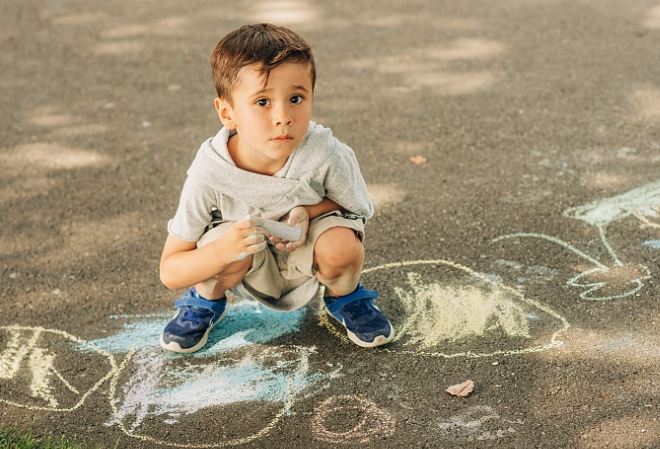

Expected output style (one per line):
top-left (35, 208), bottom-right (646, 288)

top-left (562, 180), bottom-right (660, 227)
top-left (311, 395), bottom-right (396, 444)
top-left (492, 233), bottom-right (606, 268)
top-left (0, 325), bottom-right (119, 412)
top-left (0, 327), bottom-right (42, 379)
top-left (107, 345), bottom-right (337, 448)
top-left (634, 210), bottom-right (660, 228)
top-left (567, 265), bottom-right (651, 301)
top-left (492, 233), bottom-right (651, 301)
top-left (318, 259), bottom-right (569, 359)
top-left (597, 225), bottom-right (622, 266)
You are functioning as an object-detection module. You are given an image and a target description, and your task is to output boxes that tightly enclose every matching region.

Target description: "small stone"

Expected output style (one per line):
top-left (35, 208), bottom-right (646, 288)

top-left (52, 289), bottom-right (61, 295)
top-left (9, 273), bottom-right (18, 279)
top-left (492, 361), bottom-right (499, 366)
top-left (142, 120), bottom-right (152, 128)
top-left (167, 84), bottom-right (182, 91)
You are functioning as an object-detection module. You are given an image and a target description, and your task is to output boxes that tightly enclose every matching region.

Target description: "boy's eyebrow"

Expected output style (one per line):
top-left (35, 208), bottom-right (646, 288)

top-left (251, 85), bottom-right (310, 96)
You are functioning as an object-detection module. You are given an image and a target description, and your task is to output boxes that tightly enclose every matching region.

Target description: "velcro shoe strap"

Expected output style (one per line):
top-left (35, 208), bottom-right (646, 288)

top-left (324, 285), bottom-right (379, 316)
top-left (175, 296), bottom-right (226, 317)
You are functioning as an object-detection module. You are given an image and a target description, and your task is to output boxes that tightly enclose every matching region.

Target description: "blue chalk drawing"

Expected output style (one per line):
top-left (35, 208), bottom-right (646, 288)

top-left (106, 346), bottom-right (341, 440)
top-left (81, 298), bottom-right (342, 447)
top-left (82, 299), bottom-right (305, 356)
top-left (643, 240), bottom-right (660, 249)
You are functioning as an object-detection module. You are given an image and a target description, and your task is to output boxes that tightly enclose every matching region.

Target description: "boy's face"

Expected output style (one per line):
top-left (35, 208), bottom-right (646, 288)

top-left (214, 62), bottom-right (314, 175)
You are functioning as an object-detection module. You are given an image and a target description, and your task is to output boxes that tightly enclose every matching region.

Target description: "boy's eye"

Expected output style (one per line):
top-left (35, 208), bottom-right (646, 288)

top-left (256, 98), bottom-right (269, 106)
top-left (290, 95), bottom-right (304, 104)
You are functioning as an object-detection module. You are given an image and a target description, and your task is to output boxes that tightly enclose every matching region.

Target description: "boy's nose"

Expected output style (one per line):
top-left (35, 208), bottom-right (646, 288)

top-left (275, 116), bottom-right (293, 126)
top-left (274, 106), bottom-right (293, 126)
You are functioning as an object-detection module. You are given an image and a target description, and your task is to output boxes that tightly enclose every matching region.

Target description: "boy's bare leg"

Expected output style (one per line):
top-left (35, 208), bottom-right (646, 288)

top-left (195, 256), bottom-right (253, 299)
top-left (313, 227), bottom-right (364, 296)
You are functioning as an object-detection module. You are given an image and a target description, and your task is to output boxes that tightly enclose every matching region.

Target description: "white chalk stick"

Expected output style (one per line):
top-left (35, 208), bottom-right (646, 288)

top-left (248, 215), bottom-right (302, 241)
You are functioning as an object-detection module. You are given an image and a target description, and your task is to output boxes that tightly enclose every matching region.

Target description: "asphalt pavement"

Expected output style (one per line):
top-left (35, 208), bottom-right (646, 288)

top-left (1, 0), bottom-right (659, 448)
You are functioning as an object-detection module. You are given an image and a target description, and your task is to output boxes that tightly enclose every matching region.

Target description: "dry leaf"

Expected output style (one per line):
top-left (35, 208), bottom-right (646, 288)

top-left (446, 380), bottom-right (475, 398)
top-left (409, 154), bottom-right (428, 165)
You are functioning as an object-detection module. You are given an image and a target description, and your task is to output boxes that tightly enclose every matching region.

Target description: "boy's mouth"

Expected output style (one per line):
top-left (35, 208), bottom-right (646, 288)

top-left (272, 134), bottom-right (293, 141)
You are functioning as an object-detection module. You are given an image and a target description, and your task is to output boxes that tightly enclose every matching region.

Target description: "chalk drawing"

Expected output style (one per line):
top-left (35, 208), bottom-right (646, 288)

top-left (106, 345), bottom-right (341, 448)
top-left (643, 240), bottom-right (660, 249)
top-left (393, 273), bottom-right (531, 345)
top-left (311, 395), bottom-right (396, 444)
top-left (0, 325), bottom-right (118, 411)
top-left (78, 297), bottom-right (341, 447)
top-left (436, 405), bottom-right (523, 441)
top-left (493, 260), bottom-right (558, 286)
top-left (318, 260), bottom-right (569, 358)
top-left (493, 180), bottom-right (658, 301)
top-left (85, 298), bottom-right (305, 356)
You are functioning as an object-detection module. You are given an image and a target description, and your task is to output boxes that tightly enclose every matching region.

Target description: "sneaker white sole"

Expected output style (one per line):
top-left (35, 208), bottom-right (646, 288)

top-left (336, 319), bottom-right (395, 348)
top-left (159, 310), bottom-right (226, 354)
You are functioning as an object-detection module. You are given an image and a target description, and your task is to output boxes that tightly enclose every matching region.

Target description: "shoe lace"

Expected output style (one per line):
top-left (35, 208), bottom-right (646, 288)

top-left (179, 306), bottom-right (212, 326)
top-left (343, 300), bottom-right (378, 326)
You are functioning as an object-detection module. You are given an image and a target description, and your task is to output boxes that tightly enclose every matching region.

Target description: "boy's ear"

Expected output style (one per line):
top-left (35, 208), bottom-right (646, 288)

top-left (214, 97), bottom-right (236, 129)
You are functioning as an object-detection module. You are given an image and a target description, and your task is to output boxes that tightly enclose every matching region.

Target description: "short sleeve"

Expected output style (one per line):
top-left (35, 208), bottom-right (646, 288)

top-left (167, 176), bottom-right (217, 242)
top-left (324, 140), bottom-right (375, 220)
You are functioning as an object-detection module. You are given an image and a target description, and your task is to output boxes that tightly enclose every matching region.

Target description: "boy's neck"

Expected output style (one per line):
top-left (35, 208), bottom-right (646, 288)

top-left (227, 133), bottom-right (285, 176)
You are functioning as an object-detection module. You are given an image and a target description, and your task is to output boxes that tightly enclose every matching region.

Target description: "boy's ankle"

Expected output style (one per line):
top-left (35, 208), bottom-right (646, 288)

top-left (193, 286), bottom-right (225, 301)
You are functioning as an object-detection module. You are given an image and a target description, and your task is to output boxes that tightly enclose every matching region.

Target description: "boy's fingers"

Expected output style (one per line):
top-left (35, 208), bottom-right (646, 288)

top-left (236, 218), bottom-right (255, 229)
top-left (246, 233), bottom-right (265, 244)
top-left (285, 239), bottom-right (304, 251)
top-left (246, 241), bottom-right (267, 253)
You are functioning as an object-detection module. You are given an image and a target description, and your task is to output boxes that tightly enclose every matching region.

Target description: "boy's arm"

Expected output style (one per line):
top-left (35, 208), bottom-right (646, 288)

top-left (323, 142), bottom-right (374, 219)
top-left (304, 197), bottom-right (345, 220)
top-left (160, 219), bottom-right (266, 289)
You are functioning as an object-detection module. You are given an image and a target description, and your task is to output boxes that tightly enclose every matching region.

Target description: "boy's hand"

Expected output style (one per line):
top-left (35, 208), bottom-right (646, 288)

top-left (269, 206), bottom-right (309, 252)
top-left (219, 218), bottom-right (267, 261)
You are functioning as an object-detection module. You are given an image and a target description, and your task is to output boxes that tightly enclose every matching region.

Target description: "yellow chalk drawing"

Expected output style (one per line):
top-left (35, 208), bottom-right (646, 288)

top-left (0, 327), bottom-right (41, 379)
top-left (27, 347), bottom-right (80, 408)
top-left (318, 260), bottom-right (569, 358)
top-left (0, 325), bottom-right (119, 412)
top-left (311, 395), bottom-right (396, 444)
top-left (394, 273), bottom-right (530, 347)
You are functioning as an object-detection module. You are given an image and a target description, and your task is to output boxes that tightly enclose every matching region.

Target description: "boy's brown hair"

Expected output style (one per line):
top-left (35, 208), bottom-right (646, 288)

top-left (210, 23), bottom-right (316, 103)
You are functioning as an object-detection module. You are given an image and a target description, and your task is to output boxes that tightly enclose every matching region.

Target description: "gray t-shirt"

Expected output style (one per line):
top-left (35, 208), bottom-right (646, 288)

top-left (168, 121), bottom-right (374, 242)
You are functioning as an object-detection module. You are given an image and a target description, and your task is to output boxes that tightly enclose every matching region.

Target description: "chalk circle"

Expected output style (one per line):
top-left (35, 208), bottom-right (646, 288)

top-left (109, 345), bottom-right (325, 448)
top-left (318, 260), bottom-right (569, 358)
top-left (0, 325), bottom-right (118, 412)
top-left (312, 395), bottom-right (395, 444)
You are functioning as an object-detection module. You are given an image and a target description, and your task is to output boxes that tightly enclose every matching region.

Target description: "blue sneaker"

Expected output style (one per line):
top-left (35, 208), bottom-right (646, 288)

top-left (324, 284), bottom-right (394, 348)
top-left (160, 288), bottom-right (227, 353)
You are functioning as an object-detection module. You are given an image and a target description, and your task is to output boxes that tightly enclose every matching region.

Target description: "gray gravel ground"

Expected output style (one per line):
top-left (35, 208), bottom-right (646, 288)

top-left (1, 0), bottom-right (659, 448)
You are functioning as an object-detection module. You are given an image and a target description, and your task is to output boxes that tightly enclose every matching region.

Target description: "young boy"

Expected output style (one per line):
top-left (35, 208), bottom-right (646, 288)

top-left (159, 23), bottom-right (394, 353)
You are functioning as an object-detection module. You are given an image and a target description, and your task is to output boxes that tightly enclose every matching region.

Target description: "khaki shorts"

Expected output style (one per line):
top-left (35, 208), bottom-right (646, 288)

top-left (196, 211), bottom-right (365, 301)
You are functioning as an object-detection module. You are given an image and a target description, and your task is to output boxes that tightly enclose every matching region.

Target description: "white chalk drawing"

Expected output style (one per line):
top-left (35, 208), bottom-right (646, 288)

top-left (106, 345), bottom-right (342, 448)
top-left (318, 260), bottom-right (569, 358)
top-left (493, 260), bottom-right (559, 286)
top-left (436, 405), bottom-right (523, 441)
top-left (0, 325), bottom-right (118, 411)
top-left (311, 395), bottom-right (396, 444)
top-left (493, 180), bottom-right (659, 300)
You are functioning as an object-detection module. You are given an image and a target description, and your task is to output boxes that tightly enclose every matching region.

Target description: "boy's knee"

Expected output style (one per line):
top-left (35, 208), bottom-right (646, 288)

top-left (314, 227), bottom-right (364, 268)
top-left (215, 255), bottom-right (253, 279)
